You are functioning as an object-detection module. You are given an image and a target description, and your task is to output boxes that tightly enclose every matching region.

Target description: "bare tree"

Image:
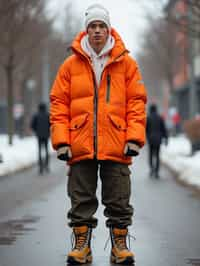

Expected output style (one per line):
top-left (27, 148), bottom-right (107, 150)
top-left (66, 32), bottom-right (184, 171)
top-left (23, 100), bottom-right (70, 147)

top-left (141, 19), bottom-right (178, 87)
top-left (47, 1), bottom-right (82, 83)
top-left (63, 2), bottom-right (81, 52)
top-left (166, 0), bottom-right (200, 39)
top-left (132, 1), bottom-right (170, 102)
top-left (48, 32), bottom-right (67, 87)
top-left (0, 0), bottom-right (51, 144)
top-left (135, 0), bottom-right (186, 111)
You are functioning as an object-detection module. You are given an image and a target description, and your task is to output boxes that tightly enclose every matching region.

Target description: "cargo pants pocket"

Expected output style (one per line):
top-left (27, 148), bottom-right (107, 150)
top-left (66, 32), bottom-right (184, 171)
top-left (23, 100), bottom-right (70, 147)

top-left (100, 161), bottom-right (133, 228)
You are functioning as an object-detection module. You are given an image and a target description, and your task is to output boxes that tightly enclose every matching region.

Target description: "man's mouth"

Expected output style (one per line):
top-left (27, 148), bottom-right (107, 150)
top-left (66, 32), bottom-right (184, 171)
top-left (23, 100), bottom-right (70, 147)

top-left (94, 35), bottom-right (101, 39)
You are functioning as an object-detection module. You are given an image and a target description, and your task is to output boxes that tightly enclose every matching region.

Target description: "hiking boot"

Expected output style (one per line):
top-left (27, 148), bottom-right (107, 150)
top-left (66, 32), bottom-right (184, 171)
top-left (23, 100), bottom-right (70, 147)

top-left (110, 227), bottom-right (135, 265)
top-left (67, 225), bottom-right (92, 264)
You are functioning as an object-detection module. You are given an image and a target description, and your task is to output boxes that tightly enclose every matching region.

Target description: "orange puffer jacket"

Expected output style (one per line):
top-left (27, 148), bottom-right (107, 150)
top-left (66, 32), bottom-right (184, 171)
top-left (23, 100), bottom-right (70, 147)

top-left (50, 28), bottom-right (147, 164)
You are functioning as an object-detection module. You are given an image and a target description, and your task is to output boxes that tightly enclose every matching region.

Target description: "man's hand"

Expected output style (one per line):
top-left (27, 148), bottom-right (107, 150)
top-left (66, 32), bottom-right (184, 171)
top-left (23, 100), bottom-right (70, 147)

top-left (57, 146), bottom-right (72, 161)
top-left (124, 142), bottom-right (140, 157)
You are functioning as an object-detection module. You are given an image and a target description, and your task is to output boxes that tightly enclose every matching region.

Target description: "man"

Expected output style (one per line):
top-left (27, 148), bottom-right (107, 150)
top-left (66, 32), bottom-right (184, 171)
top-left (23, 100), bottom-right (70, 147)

top-left (146, 104), bottom-right (168, 178)
top-left (31, 102), bottom-right (50, 174)
top-left (50, 4), bottom-right (147, 265)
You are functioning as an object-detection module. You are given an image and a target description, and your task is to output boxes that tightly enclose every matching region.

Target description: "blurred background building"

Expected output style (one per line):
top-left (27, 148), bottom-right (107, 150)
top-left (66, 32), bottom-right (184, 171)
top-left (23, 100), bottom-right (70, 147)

top-left (165, 0), bottom-right (200, 120)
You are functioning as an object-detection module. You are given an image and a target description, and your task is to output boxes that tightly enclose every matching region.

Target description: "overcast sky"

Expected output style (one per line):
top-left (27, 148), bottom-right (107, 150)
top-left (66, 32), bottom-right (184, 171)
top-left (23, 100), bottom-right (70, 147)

top-left (47, 0), bottom-right (165, 56)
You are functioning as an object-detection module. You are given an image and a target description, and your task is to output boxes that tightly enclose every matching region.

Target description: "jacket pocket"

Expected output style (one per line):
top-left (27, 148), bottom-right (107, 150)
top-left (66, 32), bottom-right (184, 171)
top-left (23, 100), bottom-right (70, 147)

top-left (106, 114), bottom-right (127, 157)
top-left (108, 114), bottom-right (126, 131)
top-left (70, 113), bottom-right (91, 157)
top-left (70, 113), bottom-right (89, 130)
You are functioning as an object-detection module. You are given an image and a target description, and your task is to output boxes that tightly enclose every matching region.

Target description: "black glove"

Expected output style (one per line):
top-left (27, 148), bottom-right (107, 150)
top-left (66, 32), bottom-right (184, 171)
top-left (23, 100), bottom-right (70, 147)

top-left (126, 147), bottom-right (139, 156)
top-left (124, 142), bottom-right (140, 157)
top-left (57, 145), bottom-right (72, 161)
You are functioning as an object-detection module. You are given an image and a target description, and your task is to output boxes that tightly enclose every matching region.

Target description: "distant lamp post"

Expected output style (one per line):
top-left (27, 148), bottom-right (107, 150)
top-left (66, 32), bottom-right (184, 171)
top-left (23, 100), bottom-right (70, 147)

top-left (27, 79), bottom-right (36, 113)
top-left (26, 79), bottom-right (36, 135)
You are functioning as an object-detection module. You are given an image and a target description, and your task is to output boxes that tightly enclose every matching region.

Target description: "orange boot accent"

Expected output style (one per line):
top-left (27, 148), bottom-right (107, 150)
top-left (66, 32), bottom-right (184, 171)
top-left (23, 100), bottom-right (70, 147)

top-left (67, 225), bottom-right (92, 264)
top-left (110, 227), bottom-right (135, 265)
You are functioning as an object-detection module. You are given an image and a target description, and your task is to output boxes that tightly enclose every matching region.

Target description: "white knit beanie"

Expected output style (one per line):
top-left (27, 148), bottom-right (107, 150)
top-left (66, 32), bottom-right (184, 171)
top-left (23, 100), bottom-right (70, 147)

top-left (85, 4), bottom-right (111, 30)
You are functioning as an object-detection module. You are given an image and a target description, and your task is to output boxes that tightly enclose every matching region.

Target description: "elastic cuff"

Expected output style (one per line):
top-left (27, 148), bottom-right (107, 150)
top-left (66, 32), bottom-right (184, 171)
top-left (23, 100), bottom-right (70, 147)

top-left (57, 143), bottom-right (70, 149)
top-left (128, 140), bottom-right (141, 147)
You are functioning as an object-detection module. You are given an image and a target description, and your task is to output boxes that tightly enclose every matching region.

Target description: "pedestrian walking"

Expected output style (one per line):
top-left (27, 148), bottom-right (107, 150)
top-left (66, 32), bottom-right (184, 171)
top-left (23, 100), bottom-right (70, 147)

top-left (146, 104), bottom-right (168, 178)
top-left (31, 102), bottom-right (50, 174)
top-left (50, 4), bottom-right (147, 265)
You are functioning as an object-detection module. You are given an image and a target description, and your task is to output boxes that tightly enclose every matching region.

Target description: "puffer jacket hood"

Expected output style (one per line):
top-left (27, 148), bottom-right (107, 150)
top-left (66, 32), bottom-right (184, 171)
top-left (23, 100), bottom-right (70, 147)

top-left (71, 28), bottom-right (129, 62)
top-left (50, 28), bottom-right (147, 165)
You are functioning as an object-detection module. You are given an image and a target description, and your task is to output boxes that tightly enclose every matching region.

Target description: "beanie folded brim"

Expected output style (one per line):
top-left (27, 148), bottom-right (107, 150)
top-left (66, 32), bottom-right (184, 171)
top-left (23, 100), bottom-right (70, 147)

top-left (86, 18), bottom-right (111, 29)
top-left (85, 4), bottom-right (111, 30)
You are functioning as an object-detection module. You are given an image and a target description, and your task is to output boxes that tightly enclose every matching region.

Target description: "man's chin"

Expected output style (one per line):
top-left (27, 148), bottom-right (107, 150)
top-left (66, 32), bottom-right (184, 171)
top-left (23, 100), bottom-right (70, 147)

top-left (93, 41), bottom-right (102, 46)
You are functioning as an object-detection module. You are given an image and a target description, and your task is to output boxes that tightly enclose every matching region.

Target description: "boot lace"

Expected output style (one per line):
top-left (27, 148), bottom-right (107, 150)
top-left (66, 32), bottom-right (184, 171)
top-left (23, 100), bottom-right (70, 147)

top-left (115, 235), bottom-right (128, 250)
top-left (71, 232), bottom-right (88, 250)
top-left (104, 232), bottom-right (136, 251)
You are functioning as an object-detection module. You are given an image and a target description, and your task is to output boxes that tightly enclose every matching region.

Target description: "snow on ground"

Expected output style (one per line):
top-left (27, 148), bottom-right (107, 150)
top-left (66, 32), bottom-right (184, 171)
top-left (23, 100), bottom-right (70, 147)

top-left (0, 135), bottom-right (55, 177)
top-left (161, 135), bottom-right (200, 188)
top-left (0, 134), bottom-right (200, 189)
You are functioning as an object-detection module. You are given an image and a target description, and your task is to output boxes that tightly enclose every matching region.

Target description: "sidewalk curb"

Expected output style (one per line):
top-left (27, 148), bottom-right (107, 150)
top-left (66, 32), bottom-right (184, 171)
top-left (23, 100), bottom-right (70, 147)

top-left (0, 162), bottom-right (37, 179)
top-left (0, 154), bottom-right (56, 179)
top-left (163, 162), bottom-right (200, 195)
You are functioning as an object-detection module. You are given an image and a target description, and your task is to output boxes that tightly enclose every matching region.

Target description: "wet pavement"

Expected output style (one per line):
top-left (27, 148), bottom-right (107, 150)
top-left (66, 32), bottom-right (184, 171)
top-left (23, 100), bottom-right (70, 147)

top-left (0, 148), bottom-right (200, 266)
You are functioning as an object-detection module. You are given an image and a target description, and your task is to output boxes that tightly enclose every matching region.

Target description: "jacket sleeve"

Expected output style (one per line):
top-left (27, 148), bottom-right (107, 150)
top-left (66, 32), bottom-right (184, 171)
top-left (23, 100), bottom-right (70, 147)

top-left (125, 56), bottom-right (147, 147)
top-left (50, 61), bottom-right (71, 150)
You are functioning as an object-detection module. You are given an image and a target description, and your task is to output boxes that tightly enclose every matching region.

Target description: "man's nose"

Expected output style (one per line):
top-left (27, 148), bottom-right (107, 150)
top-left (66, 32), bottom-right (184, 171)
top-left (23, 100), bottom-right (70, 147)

top-left (94, 26), bottom-right (101, 32)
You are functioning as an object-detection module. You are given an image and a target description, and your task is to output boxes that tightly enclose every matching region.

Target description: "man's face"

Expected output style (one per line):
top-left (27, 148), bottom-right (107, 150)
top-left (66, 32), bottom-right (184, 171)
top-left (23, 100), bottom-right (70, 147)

top-left (87, 21), bottom-right (109, 51)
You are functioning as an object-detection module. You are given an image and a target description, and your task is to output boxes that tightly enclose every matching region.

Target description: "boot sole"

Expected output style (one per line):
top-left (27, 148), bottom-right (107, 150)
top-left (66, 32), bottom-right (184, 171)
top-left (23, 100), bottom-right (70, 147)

top-left (67, 255), bottom-right (92, 265)
top-left (111, 255), bottom-right (135, 265)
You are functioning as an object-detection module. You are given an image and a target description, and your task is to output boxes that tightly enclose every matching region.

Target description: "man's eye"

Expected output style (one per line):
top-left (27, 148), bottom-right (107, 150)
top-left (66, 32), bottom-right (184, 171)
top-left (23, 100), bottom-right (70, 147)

top-left (89, 24), bottom-right (96, 29)
top-left (90, 24), bottom-right (106, 29)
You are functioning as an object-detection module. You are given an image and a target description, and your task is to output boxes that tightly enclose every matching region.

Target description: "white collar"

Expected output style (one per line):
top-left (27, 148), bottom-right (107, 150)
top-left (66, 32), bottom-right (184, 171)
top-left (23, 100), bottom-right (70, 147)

top-left (81, 34), bottom-right (115, 58)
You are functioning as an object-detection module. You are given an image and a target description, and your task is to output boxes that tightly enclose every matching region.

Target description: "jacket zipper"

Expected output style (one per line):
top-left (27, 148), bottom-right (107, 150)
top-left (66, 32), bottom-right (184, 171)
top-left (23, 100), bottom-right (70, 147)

top-left (92, 74), bottom-right (98, 157)
top-left (106, 74), bottom-right (111, 103)
top-left (87, 51), bottom-right (127, 157)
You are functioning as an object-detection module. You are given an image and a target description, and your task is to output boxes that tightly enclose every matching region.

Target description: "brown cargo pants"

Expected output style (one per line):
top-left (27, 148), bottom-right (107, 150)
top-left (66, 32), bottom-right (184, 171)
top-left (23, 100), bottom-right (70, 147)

top-left (67, 159), bottom-right (134, 228)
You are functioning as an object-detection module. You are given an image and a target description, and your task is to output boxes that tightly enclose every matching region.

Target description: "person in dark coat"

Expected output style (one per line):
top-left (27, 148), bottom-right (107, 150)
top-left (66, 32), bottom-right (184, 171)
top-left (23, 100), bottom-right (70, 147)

top-left (146, 104), bottom-right (168, 178)
top-left (31, 103), bottom-right (50, 174)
